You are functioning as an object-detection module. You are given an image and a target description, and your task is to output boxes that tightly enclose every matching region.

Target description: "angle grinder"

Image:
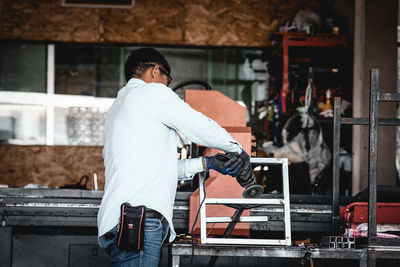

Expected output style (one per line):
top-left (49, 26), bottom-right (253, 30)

top-left (242, 173), bottom-right (264, 198)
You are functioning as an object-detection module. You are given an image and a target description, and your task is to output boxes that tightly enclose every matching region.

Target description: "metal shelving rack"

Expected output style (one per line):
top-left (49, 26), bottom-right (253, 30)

top-left (332, 68), bottom-right (400, 266)
top-left (273, 32), bottom-right (347, 114)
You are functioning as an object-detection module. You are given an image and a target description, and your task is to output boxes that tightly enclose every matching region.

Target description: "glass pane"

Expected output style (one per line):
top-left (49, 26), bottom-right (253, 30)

top-left (0, 44), bottom-right (46, 93)
top-left (54, 45), bottom-right (266, 102)
top-left (54, 106), bottom-right (107, 146)
top-left (159, 48), bottom-right (208, 88)
top-left (0, 104), bottom-right (45, 144)
top-left (96, 47), bottom-right (125, 98)
top-left (55, 44), bottom-right (123, 98)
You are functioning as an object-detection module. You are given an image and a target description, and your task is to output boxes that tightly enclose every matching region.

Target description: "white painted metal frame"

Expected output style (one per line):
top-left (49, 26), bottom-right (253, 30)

top-left (46, 44), bottom-right (55, 145)
top-left (199, 157), bottom-right (291, 246)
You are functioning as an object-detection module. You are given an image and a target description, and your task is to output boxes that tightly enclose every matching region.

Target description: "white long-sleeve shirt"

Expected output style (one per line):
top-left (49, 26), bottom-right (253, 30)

top-left (97, 78), bottom-right (242, 242)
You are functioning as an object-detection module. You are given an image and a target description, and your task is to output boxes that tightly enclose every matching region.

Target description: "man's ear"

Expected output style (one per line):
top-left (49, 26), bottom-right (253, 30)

top-left (143, 66), bottom-right (157, 83)
top-left (150, 66), bottom-right (158, 79)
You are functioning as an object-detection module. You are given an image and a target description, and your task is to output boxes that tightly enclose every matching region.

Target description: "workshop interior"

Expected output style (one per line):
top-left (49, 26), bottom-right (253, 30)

top-left (1, 0), bottom-right (400, 266)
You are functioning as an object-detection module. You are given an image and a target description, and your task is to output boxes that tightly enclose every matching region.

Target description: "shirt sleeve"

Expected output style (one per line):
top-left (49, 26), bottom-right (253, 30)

top-left (177, 157), bottom-right (204, 181)
top-left (154, 85), bottom-right (243, 154)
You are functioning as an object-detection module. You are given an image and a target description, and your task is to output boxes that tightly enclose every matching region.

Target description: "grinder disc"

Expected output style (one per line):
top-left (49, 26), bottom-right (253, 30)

top-left (242, 184), bottom-right (264, 198)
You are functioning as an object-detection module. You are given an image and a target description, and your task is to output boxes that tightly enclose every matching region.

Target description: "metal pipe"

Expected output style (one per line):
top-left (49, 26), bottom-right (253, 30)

top-left (368, 69), bottom-right (379, 245)
top-left (332, 97), bottom-right (341, 234)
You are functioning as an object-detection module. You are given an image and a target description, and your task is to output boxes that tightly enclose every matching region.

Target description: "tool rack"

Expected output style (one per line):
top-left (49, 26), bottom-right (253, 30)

top-left (332, 69), bottom-right (400, 266)
top-left (272, 32), bottom-right (347, 113)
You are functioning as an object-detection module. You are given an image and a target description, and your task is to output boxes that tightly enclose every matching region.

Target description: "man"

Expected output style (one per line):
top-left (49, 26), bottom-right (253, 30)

top-left (98, 48), bottom-right (251, 266)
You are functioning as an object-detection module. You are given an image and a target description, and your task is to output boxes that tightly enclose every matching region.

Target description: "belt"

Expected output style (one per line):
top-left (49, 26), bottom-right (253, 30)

top-left (146, 209), bottom-right (163, 219)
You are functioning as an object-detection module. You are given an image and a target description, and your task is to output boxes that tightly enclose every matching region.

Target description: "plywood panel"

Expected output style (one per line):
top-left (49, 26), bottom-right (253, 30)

top-left (0, 0), bottom-right (320, 47)
top-left (0, 1), bottom-right (101, 43)
top-left (0, 145), bottom-right (105, 189)
top-left (185, 90), bottom-right (247, 127)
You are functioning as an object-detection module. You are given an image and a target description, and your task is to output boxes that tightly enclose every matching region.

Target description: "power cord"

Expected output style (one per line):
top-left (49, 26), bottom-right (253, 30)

top-left (188, 172), bottom-right (267, 266)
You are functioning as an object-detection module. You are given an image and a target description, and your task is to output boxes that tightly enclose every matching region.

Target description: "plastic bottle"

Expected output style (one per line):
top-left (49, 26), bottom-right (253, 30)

top-left (322, 89), bottom-right (333, 111)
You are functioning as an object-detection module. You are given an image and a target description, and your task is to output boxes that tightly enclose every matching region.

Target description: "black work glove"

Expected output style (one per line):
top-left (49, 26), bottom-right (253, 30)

top-left (235, 150), bottom-right (254, 187)
top-left (205, 153), bottom-right (242, 176)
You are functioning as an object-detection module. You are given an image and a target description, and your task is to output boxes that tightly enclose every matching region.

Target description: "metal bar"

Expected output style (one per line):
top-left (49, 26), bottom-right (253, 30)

top-left (0, 216), bottom-right (97, 227)
top-left (367, 247), bottom-right (400, 257)
top-left (205, 238), bottom-right (288, 245)
top-left (378, 93), bottom-right (400, 102)
top-left (46, 44), bottom-right (55, 145)
top-left (171, 244), bottom-right (367, 259)
top-left (0, 227), bottom-right (12, 267)
top-left (4, 202), bottom-right (100, 208)
top-left (1, 202), bottom-right (186, 210)
top-left (222, 209), bottom-right (244, 237)
top-left (281, 158), bottom-right (292, 245)
top-left (250, 158), bottom-right (288, 164)
top-left (353, 0), bottom-right (366, 198)
top-left (172, 255), bottom-right (180, 267)
top-left (199, 172), bottom-right (207, 244)
top-left (368, 68), bottom-right (379, 245)
top-left (282, 34), bottom-right (289, 113)
top-left (205, 216), bottom-right (268, 223)
top-left (0, 91), bottom-right (114, 108)
top-left (332, 97), bottom-right (341, 235)
top-left (359, 257), bottom-right (367, 267)
top-left (0, 188), bottom-right (104, 198)
top-left (205, 198), bottom-right (282, 205)
top-left (250, 221), bottom-right (331, 232)
top-left (340, 117), bottom-right (400, 126)
top-left (286, 34), bottom-right (347, 47)
top-left (252, 206), bottom-right (332, 214)
top-left (171, 243), bottom-right (366, 258)
top-left (367, 250), bottom-right (376, 267)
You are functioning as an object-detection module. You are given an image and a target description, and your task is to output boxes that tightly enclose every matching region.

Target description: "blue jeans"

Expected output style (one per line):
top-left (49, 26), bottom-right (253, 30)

top-left (99, 218), bottom-right (169, 267)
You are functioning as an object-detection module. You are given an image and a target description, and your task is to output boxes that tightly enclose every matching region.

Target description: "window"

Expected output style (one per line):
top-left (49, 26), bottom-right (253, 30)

top-left (0, 43), bottom-right (265, 146)
top-left (55, 44), bottom-right (124, 98)
top-left (0, 44), bottom-right (46, 93)
top-left (0, 44), bottom-right (47, 144)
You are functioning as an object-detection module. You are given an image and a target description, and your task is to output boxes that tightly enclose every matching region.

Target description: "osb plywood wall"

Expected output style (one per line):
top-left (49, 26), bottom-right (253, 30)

top-left (0, 145), bottom-right (105, 190)
top-left (0, 0), bottom-right (320, 188)
top-left (0, 0), bottom-right (320, 46)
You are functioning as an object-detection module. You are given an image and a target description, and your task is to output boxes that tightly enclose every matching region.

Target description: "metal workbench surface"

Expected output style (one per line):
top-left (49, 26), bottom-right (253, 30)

top-left (170, 243), bottom-right (400, 267)
top-left (171, 243), bottom-right (367, 259)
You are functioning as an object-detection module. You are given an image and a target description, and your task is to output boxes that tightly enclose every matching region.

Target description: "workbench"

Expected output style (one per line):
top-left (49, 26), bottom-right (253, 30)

top-left (1, 188), bottom-right (399, 266)
top-left (169, 243), bottom-right (400, 267)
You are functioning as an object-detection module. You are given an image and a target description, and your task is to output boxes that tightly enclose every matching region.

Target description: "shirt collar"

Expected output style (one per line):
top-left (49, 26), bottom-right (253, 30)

top-left (127, 78), bottom-right (146, 87)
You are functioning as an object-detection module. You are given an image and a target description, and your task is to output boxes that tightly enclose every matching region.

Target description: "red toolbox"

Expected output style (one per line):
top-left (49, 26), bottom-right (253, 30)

top-left (341, 202), bottom-right (400, 228)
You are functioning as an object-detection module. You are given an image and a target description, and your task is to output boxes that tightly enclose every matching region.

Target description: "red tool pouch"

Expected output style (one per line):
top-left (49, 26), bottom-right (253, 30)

top-left (117, 203), bottom-right (146, 252)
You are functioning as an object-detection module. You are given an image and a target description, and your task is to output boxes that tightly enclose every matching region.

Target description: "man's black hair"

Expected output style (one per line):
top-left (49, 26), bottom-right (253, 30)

top-left (124, 48), bottom-right (171, 82)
